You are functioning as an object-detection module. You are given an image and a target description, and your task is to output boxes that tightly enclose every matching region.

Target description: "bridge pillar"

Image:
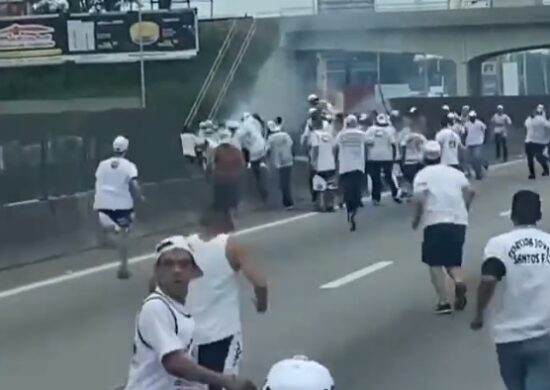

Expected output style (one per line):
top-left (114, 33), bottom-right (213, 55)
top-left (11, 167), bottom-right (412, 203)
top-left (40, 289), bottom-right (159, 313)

top-left (456, 60), bottom-right (483, 97)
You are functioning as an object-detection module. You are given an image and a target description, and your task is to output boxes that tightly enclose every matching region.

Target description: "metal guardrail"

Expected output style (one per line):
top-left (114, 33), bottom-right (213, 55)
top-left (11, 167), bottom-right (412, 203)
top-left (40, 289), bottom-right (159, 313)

top-left (208, 19), bottom-right (257, 120)
top-left (183, 19), bottom-right (238, 128)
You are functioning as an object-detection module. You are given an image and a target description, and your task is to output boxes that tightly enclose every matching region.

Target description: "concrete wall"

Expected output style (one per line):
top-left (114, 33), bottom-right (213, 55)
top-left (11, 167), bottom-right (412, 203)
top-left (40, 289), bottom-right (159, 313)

top-left (0, 162), bottom-right (312, 270)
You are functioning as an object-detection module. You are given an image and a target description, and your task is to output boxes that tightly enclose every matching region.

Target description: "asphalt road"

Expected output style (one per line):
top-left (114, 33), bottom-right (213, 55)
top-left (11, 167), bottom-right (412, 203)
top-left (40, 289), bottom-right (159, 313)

top-left (0, 158), bottom-right (547, 390)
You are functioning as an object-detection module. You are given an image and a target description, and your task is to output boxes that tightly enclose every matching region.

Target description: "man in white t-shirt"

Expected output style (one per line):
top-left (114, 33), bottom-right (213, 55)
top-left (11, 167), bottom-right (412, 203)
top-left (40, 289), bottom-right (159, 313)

top-left (310, 123), bottom-right (336, 212)
top-left (266, 125), bottom-right (295, 209)
top-left (236, 114), bottom-right (268, 202)
top-left (187, 210), bottom-right (268, 389)
top-left (471, 190), bottom-right (550, 390)
top-left (436, 113), bottom-right (463, 170)
top-left (180, 127), bottom-right (199, 165)
top-left (365, 113), bottom-right (402, 206)
top-left (335, 115), bottom-right (368, 231)
top-left (262, 355), bottom-right (335, 390)
top-left (125, 236), bottom-right (256, 390)
top-left (400, 126), bottom-right (427, 199)
top-left (491, 105), bottom-right (512, 162)
top-left (464, 110), bottom-right (487, 180)
top-left (93, 136), bottom-right (145, 279)
top-left (524, 106), bottom-right (550, 179)
top-left (412, 141), bottom-right (475, 315)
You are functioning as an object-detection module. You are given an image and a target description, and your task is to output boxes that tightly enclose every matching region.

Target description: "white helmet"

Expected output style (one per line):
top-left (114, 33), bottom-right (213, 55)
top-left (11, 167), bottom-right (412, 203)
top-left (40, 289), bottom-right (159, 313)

top-left (263, 356), bottom-right (334, 390)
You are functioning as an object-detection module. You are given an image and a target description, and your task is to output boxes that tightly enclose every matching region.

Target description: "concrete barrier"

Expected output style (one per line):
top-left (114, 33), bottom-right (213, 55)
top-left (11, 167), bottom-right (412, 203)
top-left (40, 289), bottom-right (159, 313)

top-left (0, 161), bottom-right (313, 270)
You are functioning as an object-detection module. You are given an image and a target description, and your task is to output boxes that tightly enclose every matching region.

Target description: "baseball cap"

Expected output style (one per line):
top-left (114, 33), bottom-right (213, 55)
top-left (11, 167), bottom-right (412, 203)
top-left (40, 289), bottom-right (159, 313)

top-left (344, 114), bottom-right (358, 127)
top-left (468, 110), bottom-right (477, 117)
top-left (497, 104), bottom-right (504, 110)
top-left (424, 140), bottom-right (441, 160)
top-left (155, 235), bottom-right (203, 276)
top-left (376, 113), bottom-right (389, 126)
top-left (308, 94), bottom-right (319, 102)
top-left (442, 104), bottom-right (450, 111)
top-left (113, 136), bottom-right (129, 153)
top-left (263, 356), bottom-right (334, 390)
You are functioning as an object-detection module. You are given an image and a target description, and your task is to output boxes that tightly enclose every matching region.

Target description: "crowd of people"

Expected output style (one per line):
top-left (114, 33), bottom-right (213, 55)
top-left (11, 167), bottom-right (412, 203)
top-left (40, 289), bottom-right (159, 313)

top-left (90, 96), bottom-right (550, 390)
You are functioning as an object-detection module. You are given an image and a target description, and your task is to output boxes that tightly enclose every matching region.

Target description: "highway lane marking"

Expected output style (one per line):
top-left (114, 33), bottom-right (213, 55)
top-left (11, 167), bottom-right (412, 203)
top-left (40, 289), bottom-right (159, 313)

top-left (0, 158), bottom-right (524, 301)
top-left (319, 261), bottom-right (394, 289)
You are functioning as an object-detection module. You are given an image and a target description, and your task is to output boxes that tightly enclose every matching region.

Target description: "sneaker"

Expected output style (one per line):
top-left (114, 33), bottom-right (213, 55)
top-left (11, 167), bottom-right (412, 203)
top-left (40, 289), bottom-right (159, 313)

top-left (372, 200), bottom-right (381, 206)
top-left (434, 303), bottom-right (453, 315)
top-left (393, 196), bottom-right (403, 204)
top-left (454, 282), bottom-right (468, 311)
top-left (117, 267), bottom-right (131, 280)
top-left (529, 174), bottom-right (536, 180)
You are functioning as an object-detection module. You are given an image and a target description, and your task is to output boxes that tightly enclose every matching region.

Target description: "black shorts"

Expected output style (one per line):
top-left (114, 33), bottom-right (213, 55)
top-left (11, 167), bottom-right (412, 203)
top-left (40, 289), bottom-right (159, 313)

top-left (402, 163), bottom-right (423, 183)
top-left (198, 334), bottom-right (243, 383)
top-left (422, 223), bottom-right (466, 267)
top-left (97, 209), bottom-right (134, 229)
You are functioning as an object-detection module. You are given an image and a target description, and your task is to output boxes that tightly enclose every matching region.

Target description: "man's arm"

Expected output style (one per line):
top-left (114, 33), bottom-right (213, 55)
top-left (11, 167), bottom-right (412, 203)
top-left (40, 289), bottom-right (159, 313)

top-left (411, 193), bottom-right (425, 230)
top-left (462, 185), bottom-right (475, 211)
top-left (163, 352), bottom-right (238, 388)
top-left (471, 257), bottom-right (505, 330)
top-left (226, 236), bottom-right (268, 313)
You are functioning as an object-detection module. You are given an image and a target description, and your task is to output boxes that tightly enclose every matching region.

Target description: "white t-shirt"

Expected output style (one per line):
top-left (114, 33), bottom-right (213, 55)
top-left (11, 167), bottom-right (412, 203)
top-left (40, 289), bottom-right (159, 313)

top-left (237, 119), bottom-right (266, 161)
top-left (266, 132), bottom-right (294, 169)
top-left (413, 164), bottom-right (470, 227)
top-left (492, 113), bottom-right (512, 135)
top-left (484, 227), bottom-right (550, 344)
top-left (336, 128), bottom-right (367, 174)
top-left (187, 234), bottom-right (241, 345)
top-left (125, 289), bottom-right (197, 390)
top-left (180, 133), bottom-right (197, 157)
top-left (93, 157), bottom-right (138, 210)
top-left (310, 129), bottom-right (336, 172)
top-left (464, 119), bottom-right (487, 146)
top-left (400, 130), bottom-right (427, 164)
top-left (525, 115), bottom-right (550, 144)
top-left (436, 128), bottom-right (462, 166)
top-left (365, 125), bottom-right (395, 161)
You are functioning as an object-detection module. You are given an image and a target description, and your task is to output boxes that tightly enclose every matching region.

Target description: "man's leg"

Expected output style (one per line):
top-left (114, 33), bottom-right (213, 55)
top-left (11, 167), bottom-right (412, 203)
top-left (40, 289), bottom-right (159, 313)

top-left (526, 143), bottom-right (536, 178)
top-left (251, 160), bottom-right (268, 202)
top-left (117, 229), bottom-right (130, 279)
top-left (495, 134), bottom-right (502, 160)
top-left (502, 135), bottom-right (509, 162)
top-left (533, 144), bottom-right (549, 175)
top-left (524, 335), bottom-right (550, 390)
top-left (198, 336), bottom-right (234, 390)
top-left (497, 341), bottom-right (527, 390)
top-left (369, 162), bottom-right (382, 203)
top-left (382, 161), bottom-right (401, 201)
top-left (472, 145), bottom-right (484, 180)
top-left (279, 167), bottom-right (293, 208)
top-left (429, 267), bottom-right (450, 306)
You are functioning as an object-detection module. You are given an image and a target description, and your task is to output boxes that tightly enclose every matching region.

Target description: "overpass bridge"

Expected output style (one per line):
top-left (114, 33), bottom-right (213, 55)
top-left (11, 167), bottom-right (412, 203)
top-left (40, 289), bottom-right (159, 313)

top-left (278, 4), bottom-right (550, 96)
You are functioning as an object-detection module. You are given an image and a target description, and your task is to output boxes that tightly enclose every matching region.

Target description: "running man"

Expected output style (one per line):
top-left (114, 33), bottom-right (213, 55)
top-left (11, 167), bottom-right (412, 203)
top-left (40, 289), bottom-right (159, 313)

top-left (262, 355), bottom-right (335, 390)
top-left (524, 105), bottom-right (550, 180)
top-left (412, 141), bottom-right (475, 315)
top-left (400, 124), bottom-right (427, 200)
top-left (436, 113), bottom-right (463, 170)
top-left (335, 115), bottom-right (368, 231)
top-left (93, 136), bottom-right (145, 280)
top-left (187, 210), bottom-right (268, 389)
top-left (471, 190), bottom-right (550, 390)
top-left (124, 235), bottom-right (257, 390)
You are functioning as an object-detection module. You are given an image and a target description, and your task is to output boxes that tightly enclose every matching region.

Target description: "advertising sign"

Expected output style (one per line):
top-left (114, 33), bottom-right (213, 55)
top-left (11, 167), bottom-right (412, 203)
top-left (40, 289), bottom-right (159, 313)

top-left (0, 8), bottom-right (198, 67)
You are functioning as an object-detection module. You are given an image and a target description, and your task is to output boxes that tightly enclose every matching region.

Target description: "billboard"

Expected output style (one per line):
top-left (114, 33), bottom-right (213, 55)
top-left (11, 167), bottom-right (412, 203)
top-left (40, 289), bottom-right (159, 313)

top-left (0, 9), bottom-right (198, 67)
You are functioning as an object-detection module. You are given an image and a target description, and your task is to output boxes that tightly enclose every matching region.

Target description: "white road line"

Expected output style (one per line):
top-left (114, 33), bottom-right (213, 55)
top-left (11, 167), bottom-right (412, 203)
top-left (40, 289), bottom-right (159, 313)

top-left (500, 209), bottom-right (511, 217)
top-left (320, 261), bottom-right (394, 289)
top-left (0, 158), bottom-right (525, 301)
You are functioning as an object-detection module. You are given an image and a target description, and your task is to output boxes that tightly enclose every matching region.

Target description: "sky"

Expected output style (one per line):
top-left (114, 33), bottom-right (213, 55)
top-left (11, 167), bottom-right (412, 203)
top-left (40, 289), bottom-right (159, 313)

top-left (193, 0), bottom-right (315, 18)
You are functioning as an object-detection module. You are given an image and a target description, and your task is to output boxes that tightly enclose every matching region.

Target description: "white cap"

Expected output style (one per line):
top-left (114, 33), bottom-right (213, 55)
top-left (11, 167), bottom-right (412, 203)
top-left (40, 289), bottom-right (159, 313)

top-left (308, 107), bottom-right (318, 115)
top-left (390, 109), bottom-right (400, 117)
top-left (263, 356), bottom-right (334, 390)
top-left (447, 112), bottom-right (456, 121)
top-left (344, 114), bottom-right (358, 127)
top-left (537, 104), bottom-right (545, 112)
top-left (155, 235), bottom-right (202, 275)
top-left (308, 94), bottom-right (319, 102)
top-left (409, 106), bottom-right (418, 114)
top-left (113, 136), bottom-right (129, 153)
top-left (359, 113), bottom-right (369, 121)
top-left (267, 121), bottom-right (278, 132)
top-left (423, 140), bottom-right (441, 159)
top-left (226, 120), bottom-right (239, 129)
top-left (376, 113), bottom-right (389, 126)
top-left (462, 105), bottom-right (470, 110)
top-left (442, 104), bottom-right (450, 111)
top-left (218, 129), bottom-right (233, 143)
top-left (497, 104), bottom-right (504, 110)
top-left (468, 110), bottom-right (477, 117)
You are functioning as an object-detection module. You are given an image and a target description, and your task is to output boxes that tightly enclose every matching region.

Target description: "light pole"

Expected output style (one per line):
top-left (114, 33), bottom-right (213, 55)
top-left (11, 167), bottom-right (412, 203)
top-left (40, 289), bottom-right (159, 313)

top-left (137, 0), bottom-right (146, 108)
